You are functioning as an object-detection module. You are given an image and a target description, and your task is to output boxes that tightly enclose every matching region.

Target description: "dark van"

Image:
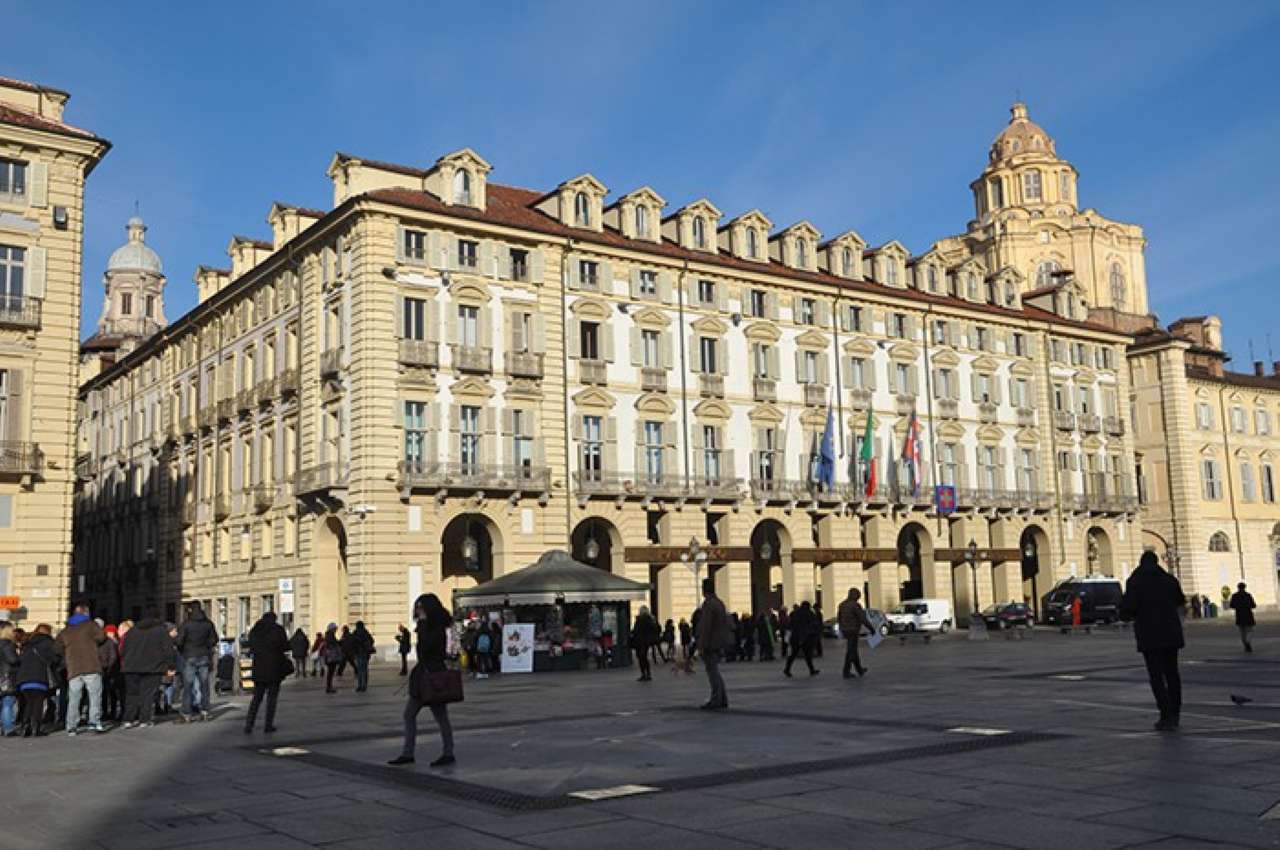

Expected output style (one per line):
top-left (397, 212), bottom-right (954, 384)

top-left (1041, 577), bottom-right (1124, 625)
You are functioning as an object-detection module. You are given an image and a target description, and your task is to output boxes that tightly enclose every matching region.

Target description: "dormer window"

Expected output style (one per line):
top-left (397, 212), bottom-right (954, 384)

top-left (747, 227), bottom-right (759, 259)
top-left (693, 216), bottom-right (706, 249)
top-left (966, 273), bottom-right (978, 300)
top-left (795, 238), bottom-right (808, 268)
top-left (1024, 170), bottom-right (1042, 201)
top-left (885, 258), bottom-right (898, 286)
top-left (926, 265), bottom-right (938, 292)
top-left (574, 192), bottom-right (590, 227)
top-left (1036, 261), bottom-right (1060, 288)
top-left (453, 169), bottom-right (472, 205)
top-left (635, 205), bottom-right (650, 238)
top-left (841, 248), bottom-right (853, 277)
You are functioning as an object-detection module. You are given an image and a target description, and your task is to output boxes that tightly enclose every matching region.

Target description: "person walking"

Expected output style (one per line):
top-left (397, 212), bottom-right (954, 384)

top-left (1228, 582), bottom-right (1257, 653)
top-left (661, 619), bottom-right (676, 663)
top-left (244, 612), bottom-right (290, 734)
top-left (309, 631), bottom-right (324, 677)
top-left (837, 588), bottom-right (873, 679)
top-left (389, 593), bottom-right (456, 767)
top-left (631, 606), bottom-right (660, 682)
top-left (337, 626), bottom-right (354, 677)
top-left (322, 624), bottom-right (343, 693)
top-left (288, 629), bottom-right (309, 678)
top-left (101, 625), bottom-right (123, 721)
top-left (783, 601), bottom-right (820, 677)
top-left (174, 602), bottom-right (218, 722)
top-left (696, 578), bottom-right (732, 710)
top-left (756, 611), bottom-right (775, 661)
top-left (120, 612), bottom-right (172, 729)
top-left (678, 619), bottom-right (692, 661)
top-left (351, 621), bottom-right (375, 692)
top-left (55, 602), bottom-right (108, 735)
top-left (16, 624), bottom-right (57, 737)
top-left (1120, 551), bottom-right (1187, 731)
top-left (0, 623), bottom-right (21, 736)
top-left (488, 621), bottom-right (502, 675)
top-left (396, 625), bottom-right (412, 676)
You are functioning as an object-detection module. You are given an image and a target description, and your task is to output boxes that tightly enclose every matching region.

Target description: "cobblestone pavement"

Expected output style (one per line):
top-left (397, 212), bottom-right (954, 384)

top-left (4, 619), bottom-right (1280, 849)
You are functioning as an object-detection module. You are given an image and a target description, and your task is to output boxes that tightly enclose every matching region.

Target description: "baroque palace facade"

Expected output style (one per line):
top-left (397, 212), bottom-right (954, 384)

top-left (0, 78), bottom-right (108, 625)
top-left (75, 103), bottom-right (1155, 641)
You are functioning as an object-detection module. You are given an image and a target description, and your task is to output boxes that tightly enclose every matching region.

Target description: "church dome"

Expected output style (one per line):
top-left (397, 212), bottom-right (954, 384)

top-left (106, 216), bottom-right (163, 275)
top-left (989, 102), bottom-right (1057, 162)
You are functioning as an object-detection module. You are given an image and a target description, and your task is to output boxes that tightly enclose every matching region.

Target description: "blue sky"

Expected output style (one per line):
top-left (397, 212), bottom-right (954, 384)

top-left (8, 1), bottom-right (1280, 367)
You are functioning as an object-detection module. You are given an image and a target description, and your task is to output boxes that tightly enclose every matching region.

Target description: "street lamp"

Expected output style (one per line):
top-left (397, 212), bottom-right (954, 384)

top-left (462, 518), bottom-right (479, 571)
top-left (965, 538), bottom-right (980, 614)
top-left (760, 540), bottom-right (773, 561)
top-left (680, 536), bottom-right (708, 587)
top-left (584, 524), bottom-right (601, 562)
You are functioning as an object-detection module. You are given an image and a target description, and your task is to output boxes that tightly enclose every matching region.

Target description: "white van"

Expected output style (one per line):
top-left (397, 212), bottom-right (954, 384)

top-left (885, 598), bottom-right (954, 634)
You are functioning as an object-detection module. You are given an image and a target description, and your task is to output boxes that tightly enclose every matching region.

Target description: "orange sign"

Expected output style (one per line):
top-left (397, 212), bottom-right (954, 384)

top-left (0, 596), bottom-right (19, 609)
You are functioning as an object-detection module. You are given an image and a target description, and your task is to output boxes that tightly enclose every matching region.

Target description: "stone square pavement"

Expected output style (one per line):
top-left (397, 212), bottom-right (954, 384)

top-left (3, 619), bottom-right (1280, 849)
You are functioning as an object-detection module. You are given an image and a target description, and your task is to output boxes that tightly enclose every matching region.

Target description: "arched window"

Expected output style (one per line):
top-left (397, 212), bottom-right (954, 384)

top-left (990, 178), bottom-right (1004, 208)
top-left (1036, 260), bottom-right (1061, 288)
top-left (746, 227), bottom-right (759, 258)
top-left (574, 192), bottom-right (590, 226)
top-left (692, 215), bottom-right (706, 249)
top-left (841, 247), bottom-right (853, 277)
top-left (1109, 263), bottom-right (1127, 309)
top-left (453, 169), bottom-right (472, 205)
top-left (635, 205), bottom-right (649, 238)
top-left (1024, 170), bottom-right (1042, 201)
top-left (1208, 531), bottom-right (1232, 553)
top-left (795, 237), bottom-right (807, 268)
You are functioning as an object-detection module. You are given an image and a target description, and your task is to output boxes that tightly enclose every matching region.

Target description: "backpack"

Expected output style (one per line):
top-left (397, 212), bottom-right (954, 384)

top-left (323, 639), bottom-right (343, 664)
top-left (477, 633), bottom-right (491, 653)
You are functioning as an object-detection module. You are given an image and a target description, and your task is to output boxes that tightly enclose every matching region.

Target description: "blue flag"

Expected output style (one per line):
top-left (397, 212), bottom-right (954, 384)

top-left (816, 404), bottom-right (836, 490)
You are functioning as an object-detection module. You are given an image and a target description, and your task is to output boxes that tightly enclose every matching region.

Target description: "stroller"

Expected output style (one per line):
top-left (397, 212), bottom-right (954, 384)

top-left (215, 638), bottom-right (237, 695)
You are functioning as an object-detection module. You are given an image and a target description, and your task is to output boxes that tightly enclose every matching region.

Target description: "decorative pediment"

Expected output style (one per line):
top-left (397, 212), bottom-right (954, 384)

top-left (730, 208), bottom-right (773, 232)
top-left (436, 147), bottom-right (493, 175)
top-left (560, 173), bottom-right (607, 195)
top-left (451, 376), bottom-right (496, 400)
top-left (748, 403), bottom-right (784, 424)
top-left (691, 315), bottom-right (728, 335)
top-left (677, 198), bottom-right (723, 220)
top-left (932, 349), bottom-right (961, 368)
top-left (1009, 361), bottom-right (1035, 377)
top-left (451, 281), bottom-right (491, 304)
top-left (875, 239), bottom-right (909, 259)
top-left (776, 220), bottom-right (822, 242)
top-left (1198, 444), bottom-right (1218, 457)
top-left (635, 393), bottom-right (676, 415)
top-left (693, 398), bottom-right (732, 421)
top-left (569, 297), bottom-right (611, 321)
top-left (1073, 370), bottom-right (1097, 385)
top-left (631, 307), bottom-right (670, 327)
top-left (744, 321), bottom-right (781, 343)
top-left (976, 424), bottom-right (1005, 444)
top-left (888, 343), bottom-right (919, 363)
top-left (795, 329), bottom-right (829, 349)
top-left (618, 185), bottom-right (666, 209)
top-left (972, 355), bottom-right (1000, 373)
top-left (823, 229), bottom-right (866, 251)
top-left (800, 408), bottom-right (829, 429)
top-left (1014, 427), bottom-right (1040, 447)
top-left (844, 338), bottom-right (878, 357)
top-left (572, 386), bottom-right (616, 410)
top-left (1081, 435), bottom-right (1104, 451)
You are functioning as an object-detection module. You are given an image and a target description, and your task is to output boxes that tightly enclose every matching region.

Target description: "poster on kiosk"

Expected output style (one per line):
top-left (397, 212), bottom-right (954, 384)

top-left (502, 624), bottom-right (534, 673)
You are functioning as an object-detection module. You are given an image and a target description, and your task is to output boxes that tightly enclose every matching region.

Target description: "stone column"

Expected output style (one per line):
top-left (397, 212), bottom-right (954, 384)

top-left (715, 561), bottom-right (751, 615)
top-left (656, 562), bottom-right (699, 626)
top-left (817, 511), bottom-right (862, 612)
top-left (861, 514), bottom-right (898, 610)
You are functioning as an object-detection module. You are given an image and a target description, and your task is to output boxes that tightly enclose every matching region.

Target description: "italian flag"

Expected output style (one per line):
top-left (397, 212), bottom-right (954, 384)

top-left (860, 408), bottom-right (876, 498)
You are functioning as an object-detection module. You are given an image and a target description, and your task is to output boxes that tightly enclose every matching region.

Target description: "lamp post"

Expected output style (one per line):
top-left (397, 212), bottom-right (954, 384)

top-left (680, 536), bottom-right (708, 589)
top-left (462, 518), bottom-right (479, 571)
top-left (965, 538), bottom-right (980, 614)
top-left (584, 523), bottom-right (601, 563)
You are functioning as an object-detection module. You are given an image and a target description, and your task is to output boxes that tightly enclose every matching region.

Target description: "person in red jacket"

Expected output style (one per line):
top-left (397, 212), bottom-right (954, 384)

top-left (1070, 595), bottom-right (1083, 628)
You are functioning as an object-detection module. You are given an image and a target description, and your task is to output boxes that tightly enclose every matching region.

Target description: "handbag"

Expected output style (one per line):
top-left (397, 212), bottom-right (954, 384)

top-left (281, 655), bottom-right (296, 677)
top-left (411, 666), bottom-right (464, 706)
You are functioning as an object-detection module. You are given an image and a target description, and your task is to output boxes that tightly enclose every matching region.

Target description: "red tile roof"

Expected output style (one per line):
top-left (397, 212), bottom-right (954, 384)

top-left (1186, 365), bottom-right (1280, 391)
top-left (0, 76), bottom-right (69, 97)
top-left (0, 102), bottom-right (104, 143)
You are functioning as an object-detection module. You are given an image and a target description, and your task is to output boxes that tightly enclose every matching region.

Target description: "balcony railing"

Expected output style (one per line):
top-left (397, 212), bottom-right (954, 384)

top-left (579, 359), bottom-right (607, 385)
top-left (0, 297), bottom-right (41, 330)
top-left (978, 402), bottom-right (999, 423)
top-left (213, 493), bottom-right (231, 519)
top-left (400, 461), bottom-right (550, 493)
top-left (252, 483), bottom-right (276, 512)
top-left (256, 376), bottom-right (277, 406)
top-left (454, 345), bottom-right (492, 375)
top-left (399, 339), bottom-right (439, 369)
top-left (699, 373), bottom-right (724, 398)
top-left (895, 394), bottom-right (917, 416)
top-left (936, 398), bottom-right (959, 419)
top-left (804, 383), bottom-right (828, 407)
top-left (295, 462), bottom-right (348, 496)
top-left (507, 351), bottom-right (544, 379)
top-left (1079, 414), bottom-right (1102, 433)
top-left (319, 348), bottom-right (343, 377)
top-left (75, 453), bottom-right (95, 481)
top-left (0, 441), bottom-right (43, 475)
top-left (752, 377), bottom-right (776, 403)
top-left (847, 388), bottom-right (872, 410)
top-left (1104, 416), bottom-right (1125, 436)
top-left (235, 388), bottom-right (255, 413)
top-left (1054, 411), bottom-right (1076, 431)
top-left (279, 368), bottom-right (300, 395)
top-left (181, 501), bottom-right (196, 526)
top-left (641, 367), bottom-right (668, 393)
top-left (198, 406), bottom-right (217, 429)
top-left (216, 398), bottom-right (234, 422)
top-left (1016, 408), bottom-right (1037, 428)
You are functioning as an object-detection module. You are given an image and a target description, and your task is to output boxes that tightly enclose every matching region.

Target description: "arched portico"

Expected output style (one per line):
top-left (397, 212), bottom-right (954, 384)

top-left (897, 522), bottom-right (933, 602)
top-left (311, 514), bottom-right (348, 629)
top-left (1086, 526), bottom-right (1114, 577)
top-left (749, 519), bottom-right (789, 614)
top-left (441, 513), bottom-right (504, 590)
top-left (571, 517), bottom-right (624, 574)
top-left (1020, 524), bottom-right (1052, 618)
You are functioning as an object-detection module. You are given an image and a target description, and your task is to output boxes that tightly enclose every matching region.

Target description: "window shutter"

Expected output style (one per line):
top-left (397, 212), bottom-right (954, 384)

top-left (567, 319), bottom-right (580, 359)
top-left (794, 349), bottom-right (804, 383)
top-left (630, 326), bottom-right (643, 366)
top-left (604, 418), bottom-right (618, 473)
top-left (908, 365), bottom-right (918, 394)
top-left (816, 301), bottom-right (831, 328)
top-left (449, 405), bottom-right (460, 461)
top-left (567, 255), bottom-right (580, 289)
top-left (570, 415), bottom-right (583, 441)
top-left (818, 353), bottom-right (830, 385)
top-left (501, 409), bottom-right (514, 437)
top-left (29, 162), bottom-right (48, 209)
top-left (766, 292), bottom-right (779, 321)
top-left (26, 247), bottom-right (47, 298)
top-left (394, 297), bottom-right (405, 340)
top-left (660, 331), bottom-right (673, 369)
top-left (866, 359), bottom-right (878, 390)
top-left (511, 312), bottom-right (527, 352)
top-left (602, 321), bottom-right (615, 362)
top-left (599, 261), bottom-right (614, 290)
top-left (887, 363), bottom-right (898, 394)
top-left (992, 376), bottom-right (1003, 405)
top-left (425, 299), bottom-right (439, 343)
top-left (629, 269), bottom-right (641, 299)
top-left (395, 226), bottom-right (406, 262)
top-left (688, 332), bottom-right (698, 370)
top-left (657, 271), bottom-right (673, 304)
top-left (768, 347), bottom-right (781, 380)
top-left (846, 360), bottom-right (858, 389)
top-left (723, 448), bottom-right (735, 478)
top-left (530, 313), bottom-right (546, 353)
top-left (970, 372), bottom-right (980, 403)
top-left (791, 295), bottom-right (802, 321)
top-left (497, 246), bottom-right (513, 280)
top-left (530, 249), bottom-right (545, 284)
top-left (481, 408), bottom-right (496, 463)
top-left (996, 447), bottom-right (1007, 488)
top-left (5, 370), bottom-right (23, 441)
top-left (479, 307), bottom-right (493, 349)
top-left (685, 279), bottom-right (697, 304)
top-left (716, 283), bottom-right (729, 313)
top-left (480, 241), bottom-right (496, 278)
top-left (691, 425), bottom-right (704, 477)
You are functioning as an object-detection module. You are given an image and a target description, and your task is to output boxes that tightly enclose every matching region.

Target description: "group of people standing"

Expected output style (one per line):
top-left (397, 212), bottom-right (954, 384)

top-left (293, 622), bottom-right (376, 693)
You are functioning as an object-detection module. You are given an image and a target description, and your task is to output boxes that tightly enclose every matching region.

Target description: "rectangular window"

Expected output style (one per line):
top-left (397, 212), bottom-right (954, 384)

top-left (846, 305), bottom-right (863, 332)
top-left (1012, 333), bottom-right (1027, 357)
top-left (402, 228), bottom-right (427, 262)
top-left (975, 327), bottom-right (989, 350)
top-left (1256, 409), bottom-right (1271, 436)
top-left (753, 343), bottom-right (771, 378)
top-left (402, 297), bottom-right (426, 339)
top-left (1024, 170), bottom-right (1042, 201)
top-left (1241, 462), bottom-right (1256, 502)
top-left (1231, 407), bottom-right (1247, 434)
top-left (979, 446), bottom-right (999, 493)
top-left (757, 428), bottom-right (777, 482)
top-left (0, 245), bottom-right (24, 306)
top-left (580, 321), bottom-right (600, 360)
top-left (1019, 448), bottom-right (1037, 494)
top-left (1196, 402), bottom-right (1213, 430)
top-left (799, 298), bottom-right (815, 325)
top-left (697, 279), bottom-right (716, 306)
top-left (121, 293), bottom-right (132, 316)
top-left (803, 351), bottom-right (819, 384)
top-left (749, 289), bottom-right (767, 318)
top-left (404, 401), bottom-right (427, 472)
top-left (457, 239), bottom-right (479, 269)
top-left (1011, 378), bottom-right (1030, 408)
top-left (0, 158), bottom-right (26, 201)
top-left (702, 425), bottom-right (720, 483)
top-left (1202, 458), bottom-right (1222, 500)
top-left (699, 336), bottom-right (717, 373)
top-left (511, 410), bottom-right (533, 470)
top-left (643, 421), bottom-right (663, 483)
top-left (936, 368), bottom-right (955, 400)
top-left (145, 295), bottom-right (155, 319)
top-left (510, 248), bottom-right (529, 281)
top-left (1077, 387), bottom-right (1093, 415)
top-left (581, 415), bottom-right (602, 481)
top-left (578, 260), bottom-right (599, 288)
top-left (457, 304), bottom-right (479, 347)
top-left (938, 442), bottom-right (957, 486)
top-left (1263, 465), bottom-right (1276, 503)
top-left (895, 363), bottom-right (912, 395)
top-left (849, 357), bottom-right (867, 390)
top-left (932, 320), bottom-right (948, 346)
top-left (639, 270), bottom-right (657, 298)
top-left (891, 313), bottom-right (907, 339)
top-left (976, 373), bottom-right (993, 404)
top-left (459, 405), bottom-right (480, 470)
top-left (641, 329), bottom-right (660, 367)
top-left (1100, 348), bottom-right (1115, 370)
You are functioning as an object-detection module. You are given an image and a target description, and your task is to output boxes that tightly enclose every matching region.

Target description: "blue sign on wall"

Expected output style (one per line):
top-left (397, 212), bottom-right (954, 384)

top-left (935, 485), bottom-right (956, 515)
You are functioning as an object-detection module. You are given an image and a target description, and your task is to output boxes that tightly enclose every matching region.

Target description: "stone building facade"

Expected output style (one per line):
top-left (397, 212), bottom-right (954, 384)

top-left (74, 105), bottom-right (1142, 642)
top-left (0, 77), bottom-right (109, 624)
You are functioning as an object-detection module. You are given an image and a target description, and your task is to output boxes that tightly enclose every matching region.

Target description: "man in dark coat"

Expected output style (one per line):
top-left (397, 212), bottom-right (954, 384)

top-left (1120, 551), bottom-right (1186, 731)
top-left (288, 629), bottom-right (310, 678)
top-left (695, 579), bottom-right (731, 709)
top-left (837, 588), bottom-right (873, 679)
top-left (245, 612), bottom-right (290, 733)
top-left (630, 606), bottom-right (661, 682)
top-left (1228, 582), bottom-right (1257, 653)
top-left (121, 613), bottom-right (173, 728)
top-left (54, 601), bottom-right (106, 734)
top-left (783, 601), bottom-right (820, 678)
top-left (396, 625), bottom-right (412, 676)
top-left (174, 602), bottom-right (219, 721)
top-left (350, 621), bottom-right (375, 692)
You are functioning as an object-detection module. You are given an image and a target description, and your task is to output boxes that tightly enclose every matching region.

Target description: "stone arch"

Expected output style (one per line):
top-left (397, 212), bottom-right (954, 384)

top-left (1086, 525), bottom-right (1114, 577)
top-left (1020, 524), bottom-right (1053, 617)
top-left (440, 512), bottom-right (505, 591)
top-left (897, 522), bottom-right (934, 602)
top-left (571, 516), bottom-right (624, 574)
top-left (311, 514), bottom-right (349, 629)
top-left (749, 519), bottom-right (791, 614)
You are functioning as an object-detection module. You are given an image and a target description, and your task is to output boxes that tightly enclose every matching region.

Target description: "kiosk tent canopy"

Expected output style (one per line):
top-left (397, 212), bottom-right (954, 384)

top-left (453, 550), bottom-right (650, 607)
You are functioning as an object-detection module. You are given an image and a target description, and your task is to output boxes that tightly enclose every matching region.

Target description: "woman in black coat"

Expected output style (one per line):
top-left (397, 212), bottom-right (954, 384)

top-left (245, 612), bottom-right (290, 733)
top-left (16, 625), bottom-right (58, 736)
top-left (389, 594), bottom-right (455, 767)
top-left (630, 606), bottom-right (660, 682)
top-left (288, 629), bottom-right (310, 678)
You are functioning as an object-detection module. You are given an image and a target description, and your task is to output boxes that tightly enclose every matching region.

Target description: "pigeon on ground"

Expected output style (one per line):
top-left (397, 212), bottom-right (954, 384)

top-left (1229, 694), bottom-right (1253, 706)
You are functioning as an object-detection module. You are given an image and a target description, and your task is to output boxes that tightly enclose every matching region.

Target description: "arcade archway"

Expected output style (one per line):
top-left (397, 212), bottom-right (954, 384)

top-left (1020, 525), bottom-right (1052, 617)
top-left (897, 523), bottom-right (932, 602)
top-left (571, 517), bottom-right (624, 574)
top-left (441, 513), bottom-right (503, 588)
top-left (749, 519), bottom-right (789, 614)
top-left (312, 515), bottom-right (349, 628)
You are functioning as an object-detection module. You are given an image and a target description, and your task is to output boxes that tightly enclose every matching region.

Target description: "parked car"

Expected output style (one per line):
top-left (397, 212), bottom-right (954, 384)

top-left (1041, 577), bottom-right (1124, 625)
top-left (980, 602), bottom-right (1034, 630)
top-left (885, 599), bottom-right (954, 634)
top-left (823, 608), bottom-right (889, 639)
